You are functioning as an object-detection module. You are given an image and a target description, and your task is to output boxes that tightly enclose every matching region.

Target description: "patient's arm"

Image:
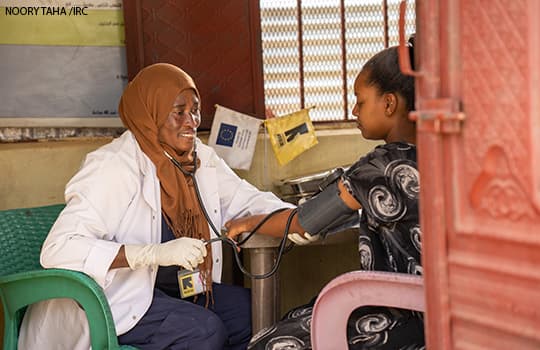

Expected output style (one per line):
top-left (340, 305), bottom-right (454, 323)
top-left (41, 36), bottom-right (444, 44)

top-left (225, 180), bottom-right (361, 240)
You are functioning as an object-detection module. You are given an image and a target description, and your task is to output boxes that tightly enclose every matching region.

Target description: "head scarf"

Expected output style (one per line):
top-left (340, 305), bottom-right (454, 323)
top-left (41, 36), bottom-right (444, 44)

top-left (118, 63), bottom-right (212, 297)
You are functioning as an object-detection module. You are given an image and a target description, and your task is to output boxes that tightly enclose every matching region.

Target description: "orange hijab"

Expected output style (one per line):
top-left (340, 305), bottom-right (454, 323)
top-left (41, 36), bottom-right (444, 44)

top-left (118, 63), bottom-right (212, 295)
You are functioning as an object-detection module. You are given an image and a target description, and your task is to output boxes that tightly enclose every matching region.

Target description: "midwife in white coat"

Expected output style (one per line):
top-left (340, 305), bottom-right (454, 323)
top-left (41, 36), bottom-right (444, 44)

top-left (19, 63), bottom-right (294, 350)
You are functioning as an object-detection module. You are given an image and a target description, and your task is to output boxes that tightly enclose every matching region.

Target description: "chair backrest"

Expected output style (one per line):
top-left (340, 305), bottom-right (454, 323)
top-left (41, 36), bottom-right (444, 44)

top-left (0, 204), bottom-right (65, 276)
top-left (0, 204), bottom-right (138, 350)
top-left (311, 270), bottom-right (425, 350)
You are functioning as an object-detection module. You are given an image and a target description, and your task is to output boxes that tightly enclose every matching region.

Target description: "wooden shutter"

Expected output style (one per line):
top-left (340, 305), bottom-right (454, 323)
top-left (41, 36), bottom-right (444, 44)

top-left (123, 0), bottom-right (265, 130)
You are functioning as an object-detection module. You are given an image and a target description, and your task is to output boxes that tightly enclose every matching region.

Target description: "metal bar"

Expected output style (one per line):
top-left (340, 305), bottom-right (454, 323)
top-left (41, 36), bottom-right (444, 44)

top-left (383, 0), bottom-right (389, 48)
top-left (339, 0), bottom-right (349, 120)
top-left (249, 248), bottom-right (280, 333)
top-left (297, 0), bottom-right (305, 109)
top-left (398, 1), bottom-right (422, 77)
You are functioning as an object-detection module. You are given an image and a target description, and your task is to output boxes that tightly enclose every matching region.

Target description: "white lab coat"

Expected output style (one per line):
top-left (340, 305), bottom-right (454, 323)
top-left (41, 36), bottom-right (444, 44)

top-left (18, 131), bottom-right (293, 350)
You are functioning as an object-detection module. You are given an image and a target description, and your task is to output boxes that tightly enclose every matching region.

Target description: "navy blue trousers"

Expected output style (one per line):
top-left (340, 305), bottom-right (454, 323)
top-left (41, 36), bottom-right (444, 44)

top-left (118, 283), bottom-right (251, 350)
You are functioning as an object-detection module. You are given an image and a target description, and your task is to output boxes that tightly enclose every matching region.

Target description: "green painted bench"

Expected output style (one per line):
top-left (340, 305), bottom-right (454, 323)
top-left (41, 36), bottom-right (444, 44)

top-left (0, 204), bottom-right (137, 350)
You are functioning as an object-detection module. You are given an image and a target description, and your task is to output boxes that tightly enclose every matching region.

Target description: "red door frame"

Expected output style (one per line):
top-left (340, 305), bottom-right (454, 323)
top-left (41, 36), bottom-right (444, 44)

top-left (401, 0), bottom-right (540, 348)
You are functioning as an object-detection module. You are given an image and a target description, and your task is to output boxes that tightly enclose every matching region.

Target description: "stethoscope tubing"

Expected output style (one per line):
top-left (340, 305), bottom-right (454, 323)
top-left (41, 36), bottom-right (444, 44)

top-left (165, 148), bottom-right (295, 279)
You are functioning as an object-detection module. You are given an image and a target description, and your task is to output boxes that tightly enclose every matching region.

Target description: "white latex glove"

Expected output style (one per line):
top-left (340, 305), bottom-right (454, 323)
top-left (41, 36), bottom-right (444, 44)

top-left (287, 232), bottom-right (321, 246)
top-left (125, 237), bottom-right (207, 271)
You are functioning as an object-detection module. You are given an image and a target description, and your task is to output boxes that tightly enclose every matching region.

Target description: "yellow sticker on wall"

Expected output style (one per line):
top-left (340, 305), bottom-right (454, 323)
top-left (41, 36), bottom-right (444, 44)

top-left (265, 108), bottom-right (318, 166)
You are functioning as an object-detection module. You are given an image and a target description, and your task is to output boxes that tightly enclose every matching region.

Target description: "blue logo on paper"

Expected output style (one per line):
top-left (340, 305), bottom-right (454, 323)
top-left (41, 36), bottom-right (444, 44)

top-left (216, 123), bottom-right (237, 147)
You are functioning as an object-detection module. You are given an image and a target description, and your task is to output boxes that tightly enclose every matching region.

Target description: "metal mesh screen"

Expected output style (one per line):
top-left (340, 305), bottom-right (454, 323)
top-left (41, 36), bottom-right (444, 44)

top-left (260, 0), bottom-right (416, 122)
top-left (260, 0), bottom-right (302, 117)
top-left (344, 0), bottom-right (386, 122)
top-left (302, 0), bottom-right (343, 121)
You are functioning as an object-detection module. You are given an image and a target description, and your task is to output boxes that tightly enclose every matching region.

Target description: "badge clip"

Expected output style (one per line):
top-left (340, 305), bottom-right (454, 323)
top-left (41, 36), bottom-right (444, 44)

top-left (177, 268), bottom-right (204, 298)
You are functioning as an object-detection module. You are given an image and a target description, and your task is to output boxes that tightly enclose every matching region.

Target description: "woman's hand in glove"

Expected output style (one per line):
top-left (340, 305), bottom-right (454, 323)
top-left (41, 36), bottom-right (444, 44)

top-left (124, 237), bottom-right (207, 271)
top-left (287, 232), bottom-right (321, 245)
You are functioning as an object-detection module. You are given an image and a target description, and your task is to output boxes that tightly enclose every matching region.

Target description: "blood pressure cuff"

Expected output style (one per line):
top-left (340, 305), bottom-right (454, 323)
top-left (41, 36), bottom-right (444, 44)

top-left (297, 180), bottom-right (359, 238)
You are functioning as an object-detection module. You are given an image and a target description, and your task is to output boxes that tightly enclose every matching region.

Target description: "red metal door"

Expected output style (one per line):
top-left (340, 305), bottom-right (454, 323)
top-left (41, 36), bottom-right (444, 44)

top-left (405, 0), bottom-right (540, 348)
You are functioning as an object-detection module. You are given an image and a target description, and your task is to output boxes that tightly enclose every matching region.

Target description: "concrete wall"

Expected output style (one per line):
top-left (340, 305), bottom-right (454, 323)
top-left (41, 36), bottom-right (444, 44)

top-left (0, 128), bottom-right (379, 210)
top-left (0, 137), bottom-right (113, 210)
top-left (0, 127), bottom-right (379, 339)
top-left (235, 128), bottom-right (379, 193)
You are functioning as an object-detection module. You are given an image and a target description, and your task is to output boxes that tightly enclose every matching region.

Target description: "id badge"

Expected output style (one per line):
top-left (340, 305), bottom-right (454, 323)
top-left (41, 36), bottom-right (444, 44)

top-left (177, 268), bottom-right (204, 298)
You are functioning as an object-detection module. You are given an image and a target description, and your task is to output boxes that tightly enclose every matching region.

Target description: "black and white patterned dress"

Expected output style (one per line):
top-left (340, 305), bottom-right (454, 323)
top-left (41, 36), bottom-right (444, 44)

top-left (248, 142), bottom-right (425, 350)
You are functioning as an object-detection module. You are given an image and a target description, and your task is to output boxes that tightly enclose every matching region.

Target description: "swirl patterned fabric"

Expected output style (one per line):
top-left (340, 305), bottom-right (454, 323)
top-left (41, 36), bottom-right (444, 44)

top-left (248, 143), bottom-right (424, 350)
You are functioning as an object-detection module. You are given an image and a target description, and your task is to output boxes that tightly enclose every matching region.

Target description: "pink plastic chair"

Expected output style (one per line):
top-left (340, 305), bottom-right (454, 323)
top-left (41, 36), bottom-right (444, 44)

top-left (311, 271), bottom-right (425, 350)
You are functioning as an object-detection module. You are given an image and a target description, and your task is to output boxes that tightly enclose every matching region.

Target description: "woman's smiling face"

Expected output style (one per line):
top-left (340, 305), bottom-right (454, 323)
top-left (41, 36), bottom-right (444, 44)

top-left (158, 89), bottom-right (201, 154)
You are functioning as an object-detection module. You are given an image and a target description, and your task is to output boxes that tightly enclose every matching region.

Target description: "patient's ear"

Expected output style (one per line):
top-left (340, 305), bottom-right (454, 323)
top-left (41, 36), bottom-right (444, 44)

top-left (384, 93), bottom-right (398, 116)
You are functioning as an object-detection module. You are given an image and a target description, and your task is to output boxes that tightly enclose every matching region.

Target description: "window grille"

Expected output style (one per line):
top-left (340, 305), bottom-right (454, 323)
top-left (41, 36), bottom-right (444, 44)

top-left (260, 0), bottom-right (415, 122)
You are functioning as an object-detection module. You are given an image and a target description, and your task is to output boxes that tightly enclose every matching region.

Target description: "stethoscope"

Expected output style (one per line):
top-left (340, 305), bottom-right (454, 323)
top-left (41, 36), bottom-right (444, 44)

top-left (163, 146), bottom-right (296, 279)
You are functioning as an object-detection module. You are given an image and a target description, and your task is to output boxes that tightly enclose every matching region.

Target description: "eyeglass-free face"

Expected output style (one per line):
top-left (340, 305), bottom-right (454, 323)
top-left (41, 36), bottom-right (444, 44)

top-left (158, 89), bottom-right (200, 154)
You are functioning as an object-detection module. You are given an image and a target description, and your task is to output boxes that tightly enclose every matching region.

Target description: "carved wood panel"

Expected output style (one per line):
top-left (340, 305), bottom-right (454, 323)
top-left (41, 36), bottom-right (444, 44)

top-left (458, 0), bottom-right (540, 231)
top-left (123, 0), bottom-right (265, 130)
